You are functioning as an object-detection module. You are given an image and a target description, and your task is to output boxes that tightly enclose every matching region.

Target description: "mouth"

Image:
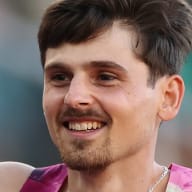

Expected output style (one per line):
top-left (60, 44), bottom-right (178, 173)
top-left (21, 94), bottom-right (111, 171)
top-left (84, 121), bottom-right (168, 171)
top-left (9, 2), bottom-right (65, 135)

top-left (63, 121), bottom-right (106, 132)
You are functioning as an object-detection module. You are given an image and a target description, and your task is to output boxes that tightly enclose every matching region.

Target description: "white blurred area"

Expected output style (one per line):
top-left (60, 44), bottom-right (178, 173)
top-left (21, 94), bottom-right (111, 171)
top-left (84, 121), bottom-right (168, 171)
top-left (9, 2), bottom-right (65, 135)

top-left (0, 0), bottom-right (60, 166)
top-left (0, 0), bottom-right (52, 83)
top-left (0, 0), bottom-right (191, 167)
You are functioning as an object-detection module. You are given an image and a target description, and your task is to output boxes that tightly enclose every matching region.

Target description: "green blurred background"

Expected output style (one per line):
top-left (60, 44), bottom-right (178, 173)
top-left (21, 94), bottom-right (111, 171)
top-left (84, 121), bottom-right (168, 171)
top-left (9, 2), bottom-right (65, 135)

top-left (0, 0), bottom-right (191, 167)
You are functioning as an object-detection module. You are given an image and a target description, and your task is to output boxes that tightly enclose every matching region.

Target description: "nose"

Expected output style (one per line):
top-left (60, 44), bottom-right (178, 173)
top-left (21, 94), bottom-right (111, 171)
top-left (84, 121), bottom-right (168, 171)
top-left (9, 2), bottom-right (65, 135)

top-left (64, 75), bottom-right (94, 109)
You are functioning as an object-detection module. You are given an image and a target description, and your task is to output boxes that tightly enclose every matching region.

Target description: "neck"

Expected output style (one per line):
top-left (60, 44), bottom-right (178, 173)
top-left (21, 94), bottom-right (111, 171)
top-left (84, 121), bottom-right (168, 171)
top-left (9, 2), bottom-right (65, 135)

top-left (65, 158), bottom-right (168, 192)
top-left (64, 133), bottom-right (169, 192)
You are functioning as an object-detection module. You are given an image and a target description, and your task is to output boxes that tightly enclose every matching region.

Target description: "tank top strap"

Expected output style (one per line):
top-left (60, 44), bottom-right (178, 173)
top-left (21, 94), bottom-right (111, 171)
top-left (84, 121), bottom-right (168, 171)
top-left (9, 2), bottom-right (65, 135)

top-left (20, 164), bottom-right (68, 192)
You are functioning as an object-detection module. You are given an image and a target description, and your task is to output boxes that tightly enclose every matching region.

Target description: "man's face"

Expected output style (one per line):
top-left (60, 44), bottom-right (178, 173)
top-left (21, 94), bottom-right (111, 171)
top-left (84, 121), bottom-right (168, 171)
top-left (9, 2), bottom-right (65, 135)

top-left (43, 23), bottom-right (163, 171)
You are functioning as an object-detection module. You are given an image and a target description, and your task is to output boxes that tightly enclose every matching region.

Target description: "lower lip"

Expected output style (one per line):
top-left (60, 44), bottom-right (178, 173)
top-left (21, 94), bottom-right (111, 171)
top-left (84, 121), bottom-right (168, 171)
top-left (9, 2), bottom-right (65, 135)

top-left (64, 127), bottom-right (105, 139)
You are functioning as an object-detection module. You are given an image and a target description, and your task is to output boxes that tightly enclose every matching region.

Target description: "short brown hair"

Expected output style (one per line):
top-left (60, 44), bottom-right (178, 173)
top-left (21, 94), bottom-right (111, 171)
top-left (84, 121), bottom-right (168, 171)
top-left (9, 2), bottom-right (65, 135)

top-left (38, 0), bottom-right (192, 84)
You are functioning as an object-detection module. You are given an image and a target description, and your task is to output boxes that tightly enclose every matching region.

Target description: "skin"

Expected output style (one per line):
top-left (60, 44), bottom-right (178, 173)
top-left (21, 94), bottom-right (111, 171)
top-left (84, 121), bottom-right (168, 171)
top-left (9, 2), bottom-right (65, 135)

top-left (43, 24), bottom-right (161, 168)
top-left (0, 23), bottom-right (184, 192)
top-left (42, 23), bottom-right (184, 192)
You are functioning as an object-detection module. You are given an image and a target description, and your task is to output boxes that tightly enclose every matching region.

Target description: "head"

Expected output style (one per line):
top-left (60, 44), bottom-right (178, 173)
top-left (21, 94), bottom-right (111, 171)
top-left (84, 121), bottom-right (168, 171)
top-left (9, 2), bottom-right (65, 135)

top-left (39, 0), bottom-right (192, 171)
top-left (39, 0), bottom-right (192, 84)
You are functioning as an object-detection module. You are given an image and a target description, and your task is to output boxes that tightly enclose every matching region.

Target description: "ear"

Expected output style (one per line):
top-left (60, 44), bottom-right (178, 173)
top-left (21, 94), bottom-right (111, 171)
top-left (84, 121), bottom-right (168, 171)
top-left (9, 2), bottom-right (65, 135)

top-left (158, 75), bottom-right (185, 121)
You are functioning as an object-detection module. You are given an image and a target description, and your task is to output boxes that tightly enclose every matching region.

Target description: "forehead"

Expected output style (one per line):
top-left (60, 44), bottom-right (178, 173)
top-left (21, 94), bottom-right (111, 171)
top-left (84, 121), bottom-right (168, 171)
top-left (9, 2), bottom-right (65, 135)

top-left (44, 22), bottom-right (142, 69)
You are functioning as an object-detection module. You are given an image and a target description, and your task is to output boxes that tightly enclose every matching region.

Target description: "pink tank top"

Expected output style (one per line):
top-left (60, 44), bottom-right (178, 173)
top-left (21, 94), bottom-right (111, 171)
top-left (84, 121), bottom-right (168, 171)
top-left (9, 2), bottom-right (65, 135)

top-left (20, 164), bottom-right (68, 192)
top-left (20, 163), bottom-right (192, 192)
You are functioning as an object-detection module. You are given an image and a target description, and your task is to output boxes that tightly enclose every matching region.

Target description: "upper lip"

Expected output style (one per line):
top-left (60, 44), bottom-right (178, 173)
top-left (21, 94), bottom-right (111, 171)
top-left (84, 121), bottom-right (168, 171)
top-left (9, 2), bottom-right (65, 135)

top-left (61, 116), bottom-right (107, 124)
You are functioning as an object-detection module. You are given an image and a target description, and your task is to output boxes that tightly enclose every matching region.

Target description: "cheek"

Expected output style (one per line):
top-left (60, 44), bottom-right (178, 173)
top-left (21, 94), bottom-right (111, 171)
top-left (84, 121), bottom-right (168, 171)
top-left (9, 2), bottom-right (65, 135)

top-left (43, 89), bottom-right (65, 123)
top-left (94, 87), bottom-right (134, 120)
top-left (106, 96), bottom-right (157, 154)
top-left (96, 87), bottom-right (158, 131)
top-left (43, 90), bottom-right (64, 112)
top-left (42, 90), bottom-right (64, 145)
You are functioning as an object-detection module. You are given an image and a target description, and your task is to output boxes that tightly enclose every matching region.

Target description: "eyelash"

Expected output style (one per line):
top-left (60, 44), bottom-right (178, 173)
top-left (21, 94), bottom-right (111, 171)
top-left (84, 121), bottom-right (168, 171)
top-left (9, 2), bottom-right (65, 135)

top-left (97, 73), bottom-right (117, 81)
top-left (94, 72), bottom-right (119, 87)
top-left (52, 73), bottom-right (69, 80)
top-left (50, 73), bottom-right (72, 85)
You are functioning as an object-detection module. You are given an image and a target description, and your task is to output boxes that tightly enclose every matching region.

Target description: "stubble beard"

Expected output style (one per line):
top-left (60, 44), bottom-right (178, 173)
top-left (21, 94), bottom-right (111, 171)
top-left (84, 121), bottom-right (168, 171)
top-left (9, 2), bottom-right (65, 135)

top-left (58, 137), bottom-right (112, 172)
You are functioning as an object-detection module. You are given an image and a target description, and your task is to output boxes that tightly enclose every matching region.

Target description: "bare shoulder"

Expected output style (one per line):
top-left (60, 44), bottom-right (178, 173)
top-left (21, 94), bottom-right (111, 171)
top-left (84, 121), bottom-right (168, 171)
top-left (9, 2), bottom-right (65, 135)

top-left (0, 161), bottom-right (34, 192)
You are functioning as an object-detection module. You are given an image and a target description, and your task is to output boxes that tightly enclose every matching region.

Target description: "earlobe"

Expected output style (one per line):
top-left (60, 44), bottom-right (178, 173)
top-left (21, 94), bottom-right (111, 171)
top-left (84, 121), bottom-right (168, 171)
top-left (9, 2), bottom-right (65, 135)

top-left (158, 75), bottom-right (185, 121)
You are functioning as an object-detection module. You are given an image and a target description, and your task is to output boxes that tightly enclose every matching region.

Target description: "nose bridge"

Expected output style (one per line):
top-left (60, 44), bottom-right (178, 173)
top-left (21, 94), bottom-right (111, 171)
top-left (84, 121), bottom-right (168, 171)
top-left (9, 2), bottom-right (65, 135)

top-left (64, 73), bottom-right (92, 107)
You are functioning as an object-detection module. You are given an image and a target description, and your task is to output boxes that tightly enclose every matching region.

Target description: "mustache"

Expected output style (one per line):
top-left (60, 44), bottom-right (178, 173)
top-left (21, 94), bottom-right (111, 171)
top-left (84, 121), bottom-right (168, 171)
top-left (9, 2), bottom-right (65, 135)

top-left (59, 107), bottom-right (111, 121)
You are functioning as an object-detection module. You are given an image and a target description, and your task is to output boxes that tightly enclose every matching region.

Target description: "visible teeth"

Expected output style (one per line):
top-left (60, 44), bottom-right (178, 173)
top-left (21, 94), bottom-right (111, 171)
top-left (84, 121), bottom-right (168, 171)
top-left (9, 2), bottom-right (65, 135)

top-left (88, 122), bottom-right (92, 130)
top-left (93, 122), bottom-right (97, 129)
top-left (75, 123), bottom-right (81, 130)
top-left (72, 123), bottom-right (75, 130)
top-left (81, 123), bottom-right (87, 130)
top-left (68, 121), bottom-right (102, 131)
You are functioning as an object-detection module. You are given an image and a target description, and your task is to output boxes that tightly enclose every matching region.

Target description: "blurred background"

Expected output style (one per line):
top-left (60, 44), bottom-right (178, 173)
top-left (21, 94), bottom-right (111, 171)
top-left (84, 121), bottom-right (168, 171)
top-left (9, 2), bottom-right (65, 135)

top-left (0, 0), bottom-right (191, 167)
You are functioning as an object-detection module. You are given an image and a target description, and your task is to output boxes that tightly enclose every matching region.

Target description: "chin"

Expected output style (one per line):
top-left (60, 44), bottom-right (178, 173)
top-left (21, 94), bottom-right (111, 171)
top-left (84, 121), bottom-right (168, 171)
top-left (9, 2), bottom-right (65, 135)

top-left (60, 148), bottom-right (112, 172)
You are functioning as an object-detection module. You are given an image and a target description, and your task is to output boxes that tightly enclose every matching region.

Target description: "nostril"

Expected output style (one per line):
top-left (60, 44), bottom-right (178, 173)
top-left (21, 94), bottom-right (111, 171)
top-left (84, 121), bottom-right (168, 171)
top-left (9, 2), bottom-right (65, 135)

top-left (64, 94), bottom-right (93, 108)
top-left (63, 83), bottom-right (94, 107)
top-left (79, 102), bottom-right (89, 105)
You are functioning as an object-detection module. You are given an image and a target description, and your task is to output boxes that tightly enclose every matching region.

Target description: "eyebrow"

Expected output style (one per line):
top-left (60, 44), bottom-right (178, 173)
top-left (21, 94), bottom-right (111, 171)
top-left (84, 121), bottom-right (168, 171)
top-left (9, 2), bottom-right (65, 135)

top-left (90, 61), bottom-right (128, 73)
top-left (44, 60), bottom-right (128, 73)
top-left (44, 62), bottom-right (72, 72)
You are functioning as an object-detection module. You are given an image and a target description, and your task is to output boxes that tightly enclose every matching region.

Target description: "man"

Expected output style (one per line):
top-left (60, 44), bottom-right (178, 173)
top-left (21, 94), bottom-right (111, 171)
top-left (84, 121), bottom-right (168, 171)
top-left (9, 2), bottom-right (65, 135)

top-left (0, 0), bottom-right (192, 191)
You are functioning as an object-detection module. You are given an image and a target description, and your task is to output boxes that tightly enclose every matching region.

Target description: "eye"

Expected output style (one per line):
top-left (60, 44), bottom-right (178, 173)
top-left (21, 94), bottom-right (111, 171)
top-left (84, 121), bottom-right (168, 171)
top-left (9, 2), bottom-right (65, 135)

top-left (98, 73), bottom-right (117, 81)
top-left (52, 73), bottom-right (69, 81)
top-left (95, 72), bottom-right (119, 87)
top-left (50, 72), bottom-right (72, 86)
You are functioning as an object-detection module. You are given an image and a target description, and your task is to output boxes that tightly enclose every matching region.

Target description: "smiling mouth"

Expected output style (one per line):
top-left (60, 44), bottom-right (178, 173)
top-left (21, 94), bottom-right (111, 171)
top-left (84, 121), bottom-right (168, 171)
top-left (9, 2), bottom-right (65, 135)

top-left (63, 121), bottom-right (106, 131)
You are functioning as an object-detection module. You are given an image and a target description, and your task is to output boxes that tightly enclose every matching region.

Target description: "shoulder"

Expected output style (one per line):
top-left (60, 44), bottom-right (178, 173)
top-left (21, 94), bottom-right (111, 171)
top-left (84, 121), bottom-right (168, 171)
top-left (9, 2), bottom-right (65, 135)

top-left (27, 163), bottom-right (68, 181)
top-left (20, 163), bottom-right (68, 191)
top-left (0, 161), bottom-right (34, 192)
